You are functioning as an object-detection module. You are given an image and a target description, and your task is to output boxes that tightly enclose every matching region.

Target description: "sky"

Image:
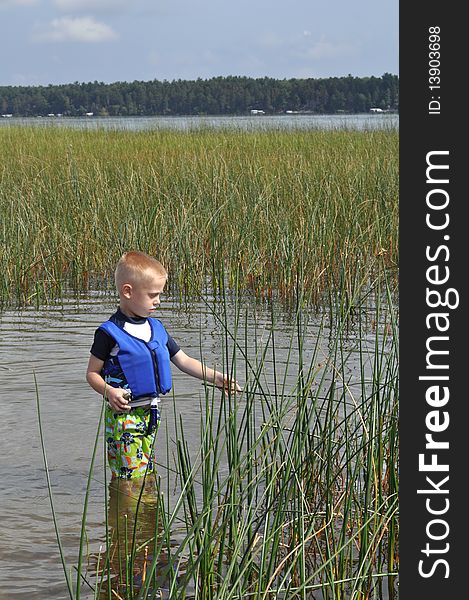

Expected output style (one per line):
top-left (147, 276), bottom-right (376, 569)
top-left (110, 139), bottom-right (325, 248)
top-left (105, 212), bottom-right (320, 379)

top-left (0, 0), bottom-right (398, 87)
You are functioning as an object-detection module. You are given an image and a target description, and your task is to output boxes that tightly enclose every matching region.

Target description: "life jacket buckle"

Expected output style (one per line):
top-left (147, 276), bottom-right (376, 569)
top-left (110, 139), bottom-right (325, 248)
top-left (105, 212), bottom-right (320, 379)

top-left (147, 396), bottom-right (160, 435)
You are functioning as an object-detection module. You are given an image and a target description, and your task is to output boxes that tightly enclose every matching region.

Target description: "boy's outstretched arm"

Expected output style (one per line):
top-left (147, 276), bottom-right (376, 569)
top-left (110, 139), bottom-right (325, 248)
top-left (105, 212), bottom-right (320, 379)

top-left (171, 350), bottom-right (241, 393)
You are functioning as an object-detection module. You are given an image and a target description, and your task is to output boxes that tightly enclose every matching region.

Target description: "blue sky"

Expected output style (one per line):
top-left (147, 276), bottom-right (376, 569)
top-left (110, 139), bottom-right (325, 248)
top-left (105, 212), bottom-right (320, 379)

top-left (0, 0), bottom-right (398, 86)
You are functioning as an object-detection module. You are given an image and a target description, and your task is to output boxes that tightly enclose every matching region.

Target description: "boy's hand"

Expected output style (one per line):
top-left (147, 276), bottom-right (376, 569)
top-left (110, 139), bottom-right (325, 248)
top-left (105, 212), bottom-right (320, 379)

top-left (105, 387), bottom-right (131, 412)
top-left (215, 373), bottom-right (241, 396)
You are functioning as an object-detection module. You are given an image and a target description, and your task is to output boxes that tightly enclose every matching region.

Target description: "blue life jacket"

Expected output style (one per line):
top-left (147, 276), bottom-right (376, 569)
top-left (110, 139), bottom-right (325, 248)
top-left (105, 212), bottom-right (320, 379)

top-left (99, 318), bottom-right (172, 399)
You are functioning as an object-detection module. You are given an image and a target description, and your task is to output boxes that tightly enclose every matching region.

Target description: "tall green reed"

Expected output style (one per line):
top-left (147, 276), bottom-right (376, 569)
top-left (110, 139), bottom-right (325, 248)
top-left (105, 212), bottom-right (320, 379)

top-left (24, 122), bottom-right (399, 597)
top-left (35, 373), bottom-right (107, 600)
top-left (1, 126), bottom-right (398, 309)
top-left (136, 272), bottom-right (396, 599)
top-left (36, 271), bottom-right (398, 599)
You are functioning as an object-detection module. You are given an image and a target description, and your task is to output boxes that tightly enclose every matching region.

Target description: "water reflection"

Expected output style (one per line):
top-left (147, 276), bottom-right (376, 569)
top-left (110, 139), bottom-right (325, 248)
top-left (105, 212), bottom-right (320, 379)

top-left (90, 476), bottom-right (184, 600)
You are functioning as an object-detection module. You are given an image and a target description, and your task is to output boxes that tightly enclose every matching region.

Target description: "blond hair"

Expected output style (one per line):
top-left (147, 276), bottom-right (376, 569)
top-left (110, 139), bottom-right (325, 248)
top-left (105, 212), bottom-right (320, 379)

top-left (115, 251), bottom-right (167, 291)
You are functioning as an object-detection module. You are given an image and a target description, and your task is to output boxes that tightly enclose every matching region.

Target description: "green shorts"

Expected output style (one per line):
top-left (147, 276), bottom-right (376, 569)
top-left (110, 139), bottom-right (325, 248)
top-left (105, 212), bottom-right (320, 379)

top-left (105, 404), bottom-right (161, 479)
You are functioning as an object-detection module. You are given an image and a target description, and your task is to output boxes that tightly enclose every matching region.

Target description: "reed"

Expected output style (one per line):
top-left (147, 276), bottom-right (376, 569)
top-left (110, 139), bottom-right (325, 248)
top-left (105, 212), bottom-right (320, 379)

top-left (36, 268), bottom-right (398, 599)
top-left (0, 125), bottom-right (398, 308)
top-left (25, 122), bottom-right (398, 598)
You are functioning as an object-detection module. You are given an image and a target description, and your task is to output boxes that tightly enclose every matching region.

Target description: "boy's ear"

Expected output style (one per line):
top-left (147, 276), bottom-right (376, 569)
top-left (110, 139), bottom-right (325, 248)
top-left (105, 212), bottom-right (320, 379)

top-left (122, 283), bottom-right (132, 298)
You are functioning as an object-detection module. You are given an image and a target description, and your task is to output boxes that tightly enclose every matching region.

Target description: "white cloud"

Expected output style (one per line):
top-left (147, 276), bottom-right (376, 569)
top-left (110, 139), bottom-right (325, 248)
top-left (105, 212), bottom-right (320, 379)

top-left (33, 16), bottom-right (118, 42)
top-left (0, 0), bottom-right (38, 7)
top-left (53, 0), bottom-right (127, 12)
top-left (257, 31), bottom-right (357, 63)
top-left (300, 38), bottom-right (358, 61)
top-left (257, 32), bottom-right (283, 49)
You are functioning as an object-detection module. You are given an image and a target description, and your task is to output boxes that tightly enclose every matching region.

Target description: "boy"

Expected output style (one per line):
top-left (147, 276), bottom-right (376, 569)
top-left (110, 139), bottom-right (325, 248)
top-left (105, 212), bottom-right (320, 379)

top-left (86, 250), bottom-right (240, 480)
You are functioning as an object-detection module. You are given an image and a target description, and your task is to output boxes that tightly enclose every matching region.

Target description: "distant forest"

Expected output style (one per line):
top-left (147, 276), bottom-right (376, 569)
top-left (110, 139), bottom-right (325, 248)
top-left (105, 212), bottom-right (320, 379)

top-left (0, 73), bottom-right (398, 117)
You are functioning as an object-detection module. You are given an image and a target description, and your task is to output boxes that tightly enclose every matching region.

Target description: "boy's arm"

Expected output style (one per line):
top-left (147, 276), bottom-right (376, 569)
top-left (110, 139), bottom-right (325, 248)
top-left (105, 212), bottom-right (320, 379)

top-left (86, 354), bottom-right (131, 412)
top-left (171, 350), bottom-right (241, 393)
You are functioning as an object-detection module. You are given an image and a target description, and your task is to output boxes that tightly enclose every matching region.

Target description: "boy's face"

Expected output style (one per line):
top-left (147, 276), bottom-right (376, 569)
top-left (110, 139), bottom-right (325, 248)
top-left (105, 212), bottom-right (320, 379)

top-left (121, 273), bottom-right (167, 318)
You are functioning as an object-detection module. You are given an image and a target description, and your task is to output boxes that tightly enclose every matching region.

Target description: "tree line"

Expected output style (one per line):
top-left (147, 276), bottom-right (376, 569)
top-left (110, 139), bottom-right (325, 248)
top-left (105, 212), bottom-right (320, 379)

top-left (0, 73), bottom-right (398, 117)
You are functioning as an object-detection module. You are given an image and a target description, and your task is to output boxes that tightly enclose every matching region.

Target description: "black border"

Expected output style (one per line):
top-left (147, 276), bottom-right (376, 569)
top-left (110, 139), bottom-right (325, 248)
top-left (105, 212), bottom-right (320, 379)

top-left (400, 4), bottom-right (466, 597)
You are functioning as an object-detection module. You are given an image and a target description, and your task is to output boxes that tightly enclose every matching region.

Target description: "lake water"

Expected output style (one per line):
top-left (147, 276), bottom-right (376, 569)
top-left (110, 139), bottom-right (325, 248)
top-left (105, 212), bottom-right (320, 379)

top-left (0, 289), bottom-right (395, 599)
top-left (0, 113), bottom-right (398, 132)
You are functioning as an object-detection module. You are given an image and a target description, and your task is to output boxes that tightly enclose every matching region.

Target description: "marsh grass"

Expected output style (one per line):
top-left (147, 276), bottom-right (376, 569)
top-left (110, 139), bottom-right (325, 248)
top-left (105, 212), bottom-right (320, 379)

top-left (27, 122), bottom-right (398, 598)
top-left (36, 272), bottom-right (398, 599)
top-left (1, 126), bottom-right (397, 308)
